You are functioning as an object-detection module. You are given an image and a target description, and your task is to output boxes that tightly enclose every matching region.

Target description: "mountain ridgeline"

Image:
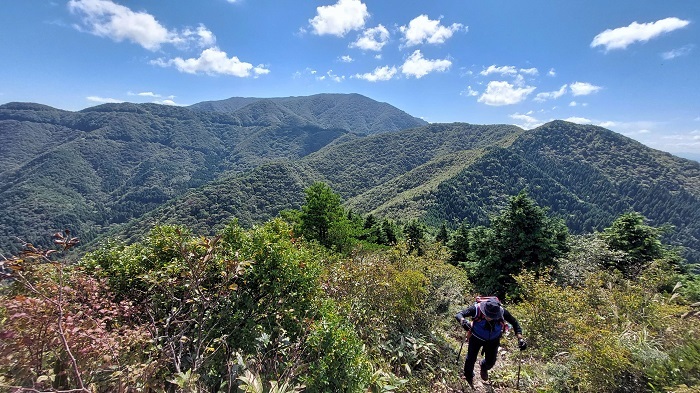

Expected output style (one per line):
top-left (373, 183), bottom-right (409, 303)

top-left (2, 94), bottom-right (699, 261)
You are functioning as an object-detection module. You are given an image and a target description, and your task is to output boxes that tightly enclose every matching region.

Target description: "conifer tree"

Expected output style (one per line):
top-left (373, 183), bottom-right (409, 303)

top-left (469, 190), bottom-right (569, 298)
top-left (299, 182), bottom-right (352, 251)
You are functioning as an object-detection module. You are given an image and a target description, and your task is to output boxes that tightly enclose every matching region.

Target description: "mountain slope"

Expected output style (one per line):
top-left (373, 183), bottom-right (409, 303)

top-left (0, 94), bottom-right (419, 254)
top-left (3, 96), bottom-right (700, 262)
top-left (190, 93), bottom-right (428, 135)
top-left (109, 120), bottom-right (700, 261)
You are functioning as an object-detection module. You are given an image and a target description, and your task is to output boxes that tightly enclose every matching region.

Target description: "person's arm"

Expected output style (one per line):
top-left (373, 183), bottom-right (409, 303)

top-left (503, 308), bottom-right (523, 339)
top-left (455, 305), bottom-right (477, 326)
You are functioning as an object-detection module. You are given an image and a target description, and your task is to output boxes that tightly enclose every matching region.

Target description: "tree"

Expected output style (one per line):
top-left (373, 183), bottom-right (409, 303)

top-left (403, 220), bottom-right (426, 255)
top-left (448, 220), bottom-right (470, 265)
top-left (436, 221), bottom-right (449, 244)
top-left (469, 190), bottom-right (569, 298)
top-left (601, 212), bottom-right (674, 278)
top-left (299, 182), bottom-right (353, 251)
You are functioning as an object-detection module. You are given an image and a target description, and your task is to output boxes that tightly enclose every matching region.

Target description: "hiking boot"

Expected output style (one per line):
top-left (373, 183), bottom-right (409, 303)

top-left (465, 372), bottom-right (475, 388)
top-left (479, 360), bottom-right (488, 381)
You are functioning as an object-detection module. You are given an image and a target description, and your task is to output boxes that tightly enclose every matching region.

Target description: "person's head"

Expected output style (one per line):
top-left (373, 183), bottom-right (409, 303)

top-left (479, 298), bottom-right (503, 321)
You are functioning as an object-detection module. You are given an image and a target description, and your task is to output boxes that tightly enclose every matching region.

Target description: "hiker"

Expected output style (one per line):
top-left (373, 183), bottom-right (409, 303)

top-left (455, 297), bottom-right (526, 387)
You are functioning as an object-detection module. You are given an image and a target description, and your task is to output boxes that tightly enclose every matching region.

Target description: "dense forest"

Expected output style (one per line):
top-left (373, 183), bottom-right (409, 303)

top-left (3, 97), bottom-right (700, 263)
top-left (1, 183), bottom-right (699, 392)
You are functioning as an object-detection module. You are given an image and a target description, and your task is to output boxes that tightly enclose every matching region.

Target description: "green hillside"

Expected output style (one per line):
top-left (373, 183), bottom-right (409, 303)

top-left (0, 94), bottom-right (422, 254)
top-left (2, 96), bottom-right (700, 262)
top-left (102, 118), bottom-right (700, 261)
top-left (190, 93), bottom-right (429, 135)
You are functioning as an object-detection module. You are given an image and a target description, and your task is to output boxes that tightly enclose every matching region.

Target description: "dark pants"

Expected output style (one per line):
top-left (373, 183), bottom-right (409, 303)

top-left (463, 336), bottom-right (499, 379)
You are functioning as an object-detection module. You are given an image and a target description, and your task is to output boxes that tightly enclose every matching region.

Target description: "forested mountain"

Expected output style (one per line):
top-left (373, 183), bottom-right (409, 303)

top-left (0, 94), bottom-right (422, 254)
top-left (2, 95), bottom-right (700, 261)
top-left (190, 93), bottom-right (429, 135)
top-left (115, 120), bottom-right (700, 261)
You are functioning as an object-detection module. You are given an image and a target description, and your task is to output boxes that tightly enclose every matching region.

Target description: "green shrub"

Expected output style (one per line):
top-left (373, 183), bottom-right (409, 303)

top-left (303, 301), bottom-right (371, 393)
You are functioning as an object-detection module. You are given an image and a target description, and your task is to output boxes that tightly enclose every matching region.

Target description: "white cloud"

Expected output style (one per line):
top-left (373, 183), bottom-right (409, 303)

top-left (323, 70), bottom-right (345, 82)
top-left (535, 84), bottom-right (567, 102)
top-left (309, 0), bottom-right (369, 37)
top-left (68, 0), bottom-right (173, 50)
top-left (661, 44), bottom-right (694, 60)
top-left (87, 95), bottom-right (123, 103)
top-left (477, 81), bottom-right (536, 106)
top-left (154, 99), bottom-right (181, 106)
top-left (510, 112), bottom-right (543, 129)
top-left (570, 82), bottom-right (602, 96)
top-left (129, 91), bottom-right (161, 97)
top-left (177, 24), bottom-right (216, 48)
top-left (152, 47), bottom-right (270, 77)
top-left (68, 0), bottom-right (217, 51)
top-left (400, 50), bottom-right (451, 78)
top-left (591, 17), bottom-right (690, 51)
top-left (399, 15), bottom-right (465, 47)
top-left (564, 117), bottom-right (593, 124)
top-left (340, 55), bottom-right (354, 62)
top-left (480, 65), bottom-right (537, 77)
top-left (598, 121), bottom-right (617, 128)
top-left (353, 65), bottom-right (397, 81)
top-left (520, 67), bottom-right (539, 76)
top-left (461, 85), bottom-right (479, 97)
top-left (480, 65), bottom-right (517, 76)
top-left (351, 24), bottom-right (390, 51)
top-left (548, 68), bottom-right (556, 77)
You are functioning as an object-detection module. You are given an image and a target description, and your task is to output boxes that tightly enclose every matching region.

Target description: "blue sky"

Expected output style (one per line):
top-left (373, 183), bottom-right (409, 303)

top-left (1, 1), bottom-right (699, 154)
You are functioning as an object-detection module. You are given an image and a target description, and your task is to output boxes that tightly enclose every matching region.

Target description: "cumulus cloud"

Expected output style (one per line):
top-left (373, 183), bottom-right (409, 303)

top-left (480, 65), bottom-right (517, 76)
top-left (309, 0), bottom-right (369, 37)
top-left (520, 68), bottom-right (539, 76)
top-left (351, 24), bottom-right (390, 51)
top-left (400, 50), bottom-right (451, 78)
top-left (480, 65), bottom-right (538, 78)
top-left (399, 15), bottom-right (465, 47)
top-left (176, 24), bottom-right (217, 48)
top-left (570, 82), bottom-right (602, 96)
top-left (661, 44), bottom-right (694, 60)
top-left (478, 81), bottom-right (536, 106)
top-left (564, 117), bottom-right (593, 124)
top-left (535, 84), bottom-right (567, 102)
top-left (340, 55), bottom-right (354, 62)
top-left (591, 17), bottom-right (690, 51)
top-left (68, 0), bottom-right (173, 50)
top-left (68, 0), bottom-right (216, 51)
top-left (87, 95), bottom-right (123, 103)
top-left (353, 65), bottom-right (397, 81)
top-left (151, 47), bottom-right (270, 77)
top-left (510, 112), bottom-right (543, 129)
top-left (598, 121), bottom-right (617, 128)
top-left (548, 68), bottom-right (556, 77)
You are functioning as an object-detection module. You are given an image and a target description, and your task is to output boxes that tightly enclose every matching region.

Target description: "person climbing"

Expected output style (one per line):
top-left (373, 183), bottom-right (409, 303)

top-left (455, 297), bottom-right (526, 388)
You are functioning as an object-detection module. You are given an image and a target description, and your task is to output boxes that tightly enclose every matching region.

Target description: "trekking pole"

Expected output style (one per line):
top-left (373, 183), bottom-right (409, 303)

top-left (455, 330), bottom-right (470, 363)
top-left (516, 354), bottom-right (521, 390)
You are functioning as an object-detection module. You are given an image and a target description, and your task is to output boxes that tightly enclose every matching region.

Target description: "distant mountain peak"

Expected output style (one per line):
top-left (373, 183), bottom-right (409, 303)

top-left (190, 93), bottom-right (427, 135)
top-left (0, 102), bottom-right (65, 112)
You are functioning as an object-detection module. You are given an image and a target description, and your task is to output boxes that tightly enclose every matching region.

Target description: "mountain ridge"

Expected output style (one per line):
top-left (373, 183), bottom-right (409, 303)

top-left (2, 95), bottom-right (700, 261)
